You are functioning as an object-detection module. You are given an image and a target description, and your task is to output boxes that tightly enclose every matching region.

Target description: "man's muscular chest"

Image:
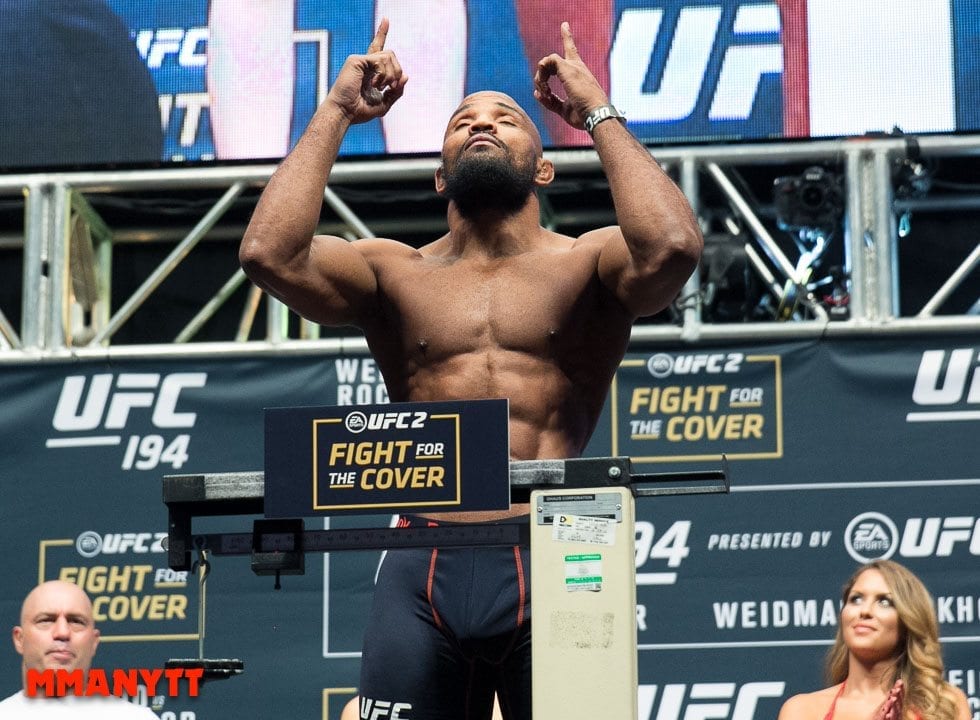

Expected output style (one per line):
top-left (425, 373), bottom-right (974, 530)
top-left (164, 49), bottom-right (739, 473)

top-left (376, 253), bottom-right (596, 359)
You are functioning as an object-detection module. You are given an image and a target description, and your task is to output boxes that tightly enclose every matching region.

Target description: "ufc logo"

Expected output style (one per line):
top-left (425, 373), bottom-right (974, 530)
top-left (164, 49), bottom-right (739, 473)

top-left (52, 373), bottom-right (207, 431)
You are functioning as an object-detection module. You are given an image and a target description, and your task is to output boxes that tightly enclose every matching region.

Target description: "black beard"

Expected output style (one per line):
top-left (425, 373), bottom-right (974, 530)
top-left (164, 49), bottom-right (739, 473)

top-left (441, 151), bottom-right (536, 218)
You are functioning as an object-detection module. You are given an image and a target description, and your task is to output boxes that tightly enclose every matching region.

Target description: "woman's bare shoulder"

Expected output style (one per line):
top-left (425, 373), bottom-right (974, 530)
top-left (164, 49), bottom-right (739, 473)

top-left (942, 683), bottom-right (972, 720)
top-left (778, 685), bottom-right (841, 720)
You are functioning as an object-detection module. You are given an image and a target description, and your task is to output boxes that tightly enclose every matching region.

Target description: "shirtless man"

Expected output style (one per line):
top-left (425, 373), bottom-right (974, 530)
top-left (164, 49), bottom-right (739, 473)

top-left (240, 19), bottom-right (702, 720)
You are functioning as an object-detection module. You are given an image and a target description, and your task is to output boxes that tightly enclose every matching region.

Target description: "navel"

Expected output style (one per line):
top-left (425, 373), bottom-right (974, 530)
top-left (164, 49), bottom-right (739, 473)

top-left (417, 338), bottom-right (429, 353)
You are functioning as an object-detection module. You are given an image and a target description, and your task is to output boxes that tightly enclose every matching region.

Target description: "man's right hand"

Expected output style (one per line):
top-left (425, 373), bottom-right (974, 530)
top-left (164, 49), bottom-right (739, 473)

top-left (326, 18), bottom-right (407, 124)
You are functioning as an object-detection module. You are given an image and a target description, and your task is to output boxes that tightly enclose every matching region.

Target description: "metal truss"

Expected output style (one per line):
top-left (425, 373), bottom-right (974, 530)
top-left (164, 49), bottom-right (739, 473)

top-left (1, 134), bottom-right (978, 359)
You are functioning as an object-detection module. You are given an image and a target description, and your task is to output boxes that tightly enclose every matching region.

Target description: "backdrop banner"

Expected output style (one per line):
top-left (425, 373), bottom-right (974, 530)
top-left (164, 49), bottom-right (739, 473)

top-left (1, 337), bottom-right (977, 719)
top-left (5, 0), bottom-right (980, 169)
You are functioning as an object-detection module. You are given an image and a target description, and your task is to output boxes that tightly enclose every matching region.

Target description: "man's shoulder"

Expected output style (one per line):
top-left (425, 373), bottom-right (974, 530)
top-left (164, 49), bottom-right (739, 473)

top-left (66, 694), bottom-right (159, 719)
top-left (573, 225), bottom-right (622, 247)
top-left (354, 236), bottom-right (417, 250)
top-left (0, 692), bottom-right (159, 718)
top-left (83, 695), bottom-right (159, 719)
top-left (351, 236), bottom-right (422, 260)
top-left (0, 690), bottom-right (24, 706)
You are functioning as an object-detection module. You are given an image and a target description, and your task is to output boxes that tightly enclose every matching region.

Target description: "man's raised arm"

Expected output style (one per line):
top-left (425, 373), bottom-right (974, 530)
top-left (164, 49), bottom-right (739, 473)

top-left (239, 20), bottom-right (407, 325)
top-left (534, 22), bottom-right (703, 319)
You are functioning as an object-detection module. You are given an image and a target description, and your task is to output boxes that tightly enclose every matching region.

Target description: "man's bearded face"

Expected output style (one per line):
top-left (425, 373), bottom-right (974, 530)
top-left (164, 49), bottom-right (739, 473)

top-left (441, 148), bottom-right (537, 218)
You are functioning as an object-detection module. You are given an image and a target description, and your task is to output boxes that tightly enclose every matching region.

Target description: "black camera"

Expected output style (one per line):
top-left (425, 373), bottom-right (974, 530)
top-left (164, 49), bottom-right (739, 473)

top-left (773, 166), bottom-right (844, 231)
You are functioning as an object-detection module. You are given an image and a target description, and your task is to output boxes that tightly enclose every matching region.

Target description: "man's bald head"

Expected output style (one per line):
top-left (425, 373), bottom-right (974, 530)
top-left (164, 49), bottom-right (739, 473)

top-left (19, 581), bottom-right (93, 625)
top-left (447, 91), bottom-right (544, 154)
top-left (13, 580), bottom-right (100, 688)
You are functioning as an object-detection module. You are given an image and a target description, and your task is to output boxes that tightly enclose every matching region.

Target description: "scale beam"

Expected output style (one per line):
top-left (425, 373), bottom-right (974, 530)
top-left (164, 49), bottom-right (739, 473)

top-left (160, 455), bottom-right (728, 715)
top-left (163, 456), bottom-right (728, 571)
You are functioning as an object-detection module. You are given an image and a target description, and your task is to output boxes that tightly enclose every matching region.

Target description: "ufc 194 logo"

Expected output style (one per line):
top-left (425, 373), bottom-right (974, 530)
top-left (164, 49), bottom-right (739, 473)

top-left (48, 373), bottom-right (207, 471)
top-left (636, 520), bottom-right (691, 585)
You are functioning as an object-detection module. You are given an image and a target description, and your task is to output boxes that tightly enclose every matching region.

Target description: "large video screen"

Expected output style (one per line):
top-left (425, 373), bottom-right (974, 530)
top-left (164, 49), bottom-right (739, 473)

top-left (2, 0), bottom-right (978, 172)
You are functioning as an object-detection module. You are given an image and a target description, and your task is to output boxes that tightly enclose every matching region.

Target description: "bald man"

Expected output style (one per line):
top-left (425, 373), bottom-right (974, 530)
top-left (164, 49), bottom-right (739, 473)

top-left (240, 18), bottom-right (702, 720)
top-left (1, 580), bottom-right (158, 718)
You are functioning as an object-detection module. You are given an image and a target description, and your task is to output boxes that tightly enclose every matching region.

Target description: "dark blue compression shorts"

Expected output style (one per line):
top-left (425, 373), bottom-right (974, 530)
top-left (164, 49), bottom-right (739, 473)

top-left (358, 514), bottom-right (531, 720)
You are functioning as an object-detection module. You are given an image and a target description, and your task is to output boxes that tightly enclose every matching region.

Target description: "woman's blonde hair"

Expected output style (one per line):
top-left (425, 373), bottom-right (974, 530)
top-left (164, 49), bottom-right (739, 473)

top-left (824, 560), bottom-right (957, 719)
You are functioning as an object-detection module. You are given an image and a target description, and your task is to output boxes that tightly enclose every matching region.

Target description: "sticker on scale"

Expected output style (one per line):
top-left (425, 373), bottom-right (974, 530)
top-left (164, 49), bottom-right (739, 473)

top-left (564, 553), bottom-right (603, 592)
top-left (552, 513), bottom-right (616, 546)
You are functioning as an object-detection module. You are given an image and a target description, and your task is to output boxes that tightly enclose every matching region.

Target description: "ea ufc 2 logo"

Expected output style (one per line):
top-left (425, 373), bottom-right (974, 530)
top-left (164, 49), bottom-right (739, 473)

top-left (48, 373), bottom-right (206, 471)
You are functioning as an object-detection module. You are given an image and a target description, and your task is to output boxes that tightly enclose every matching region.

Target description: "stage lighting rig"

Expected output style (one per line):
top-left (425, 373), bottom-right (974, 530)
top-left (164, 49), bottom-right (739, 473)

top-left (699, 231), bottom-right (767, 323)
top-left (772, 166), bottom-right (846, 320)
top-left (891, 133), bottom-right (934, 237)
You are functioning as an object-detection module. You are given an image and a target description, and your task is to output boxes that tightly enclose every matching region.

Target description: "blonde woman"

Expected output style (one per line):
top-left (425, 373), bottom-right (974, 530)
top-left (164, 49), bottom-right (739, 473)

top-left (778, 560), bottom-right (970, 720)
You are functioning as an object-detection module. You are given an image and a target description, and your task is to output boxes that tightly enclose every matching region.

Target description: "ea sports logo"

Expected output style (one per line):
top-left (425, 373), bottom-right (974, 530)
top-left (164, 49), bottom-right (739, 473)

top-left (844, 512), bottom-right (899, 563)
top-left (345, 411), bottom-right (368, 433)
top-left (76, 531), bottom-right (103, 558)
top-left (647, 354), bottom-right (674, 378)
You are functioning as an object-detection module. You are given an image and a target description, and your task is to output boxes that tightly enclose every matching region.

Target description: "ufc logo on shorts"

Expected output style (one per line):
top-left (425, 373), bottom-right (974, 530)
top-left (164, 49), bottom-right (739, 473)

top-left (357, 697), bottom-right (412, 720)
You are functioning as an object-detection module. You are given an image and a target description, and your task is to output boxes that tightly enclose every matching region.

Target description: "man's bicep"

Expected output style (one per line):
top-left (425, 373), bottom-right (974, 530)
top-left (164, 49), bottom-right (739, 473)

top-left (253, 234), bottom-right (379, 327)
top-left (594, 226), bottom-right (698, 318)
top-left (299, 235), bottom-right (381, 324)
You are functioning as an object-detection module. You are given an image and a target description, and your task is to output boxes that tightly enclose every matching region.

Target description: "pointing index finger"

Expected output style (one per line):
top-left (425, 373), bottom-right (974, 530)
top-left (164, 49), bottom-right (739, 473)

top-left (367, 17), bottom-right (389, 53)
top-left (561, 21), bottom-right (580, 60)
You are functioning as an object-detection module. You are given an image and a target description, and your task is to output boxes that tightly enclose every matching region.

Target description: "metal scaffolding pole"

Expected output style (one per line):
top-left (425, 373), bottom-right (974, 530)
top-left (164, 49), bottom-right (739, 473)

top-left (91, 182), bottom-right (246, 345)
top-left (3, 134), bottom-right (980, 357)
